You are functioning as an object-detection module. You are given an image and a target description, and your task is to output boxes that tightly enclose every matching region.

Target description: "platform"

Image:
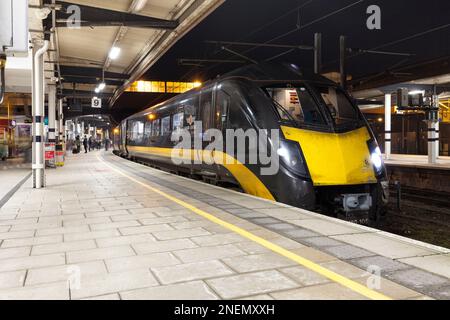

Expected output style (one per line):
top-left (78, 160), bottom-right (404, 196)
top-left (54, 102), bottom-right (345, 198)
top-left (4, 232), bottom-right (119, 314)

top-left (383, 154), bottom-right (450, 193)
top-left (0, 151), bottom-right (448, 300)
top-left (384, 154), bottom-right (450, 170)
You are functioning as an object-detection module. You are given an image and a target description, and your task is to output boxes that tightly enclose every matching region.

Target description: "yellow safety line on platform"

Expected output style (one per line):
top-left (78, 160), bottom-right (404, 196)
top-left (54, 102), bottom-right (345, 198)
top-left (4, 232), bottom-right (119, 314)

top-left (98, 155), bottom-right (392, 300)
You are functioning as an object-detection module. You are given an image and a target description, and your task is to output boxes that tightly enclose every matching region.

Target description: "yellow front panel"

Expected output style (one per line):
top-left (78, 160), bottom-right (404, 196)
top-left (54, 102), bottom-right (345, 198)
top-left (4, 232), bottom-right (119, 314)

top-left (281, 126), bottom-right (377, 186)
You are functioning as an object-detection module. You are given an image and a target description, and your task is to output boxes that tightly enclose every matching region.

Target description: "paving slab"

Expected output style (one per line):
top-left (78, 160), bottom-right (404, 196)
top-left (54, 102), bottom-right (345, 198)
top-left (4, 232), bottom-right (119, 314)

top-left (331, 233), bottom-right (438, 259)
top-left (398, 254), bottom-right (450, 279)
top-left (120, 280), bottom-right (219, 300)
top-left (0, 152), bottom-right (446, 300)
top-left (206, 270), bottom-right (299, 299)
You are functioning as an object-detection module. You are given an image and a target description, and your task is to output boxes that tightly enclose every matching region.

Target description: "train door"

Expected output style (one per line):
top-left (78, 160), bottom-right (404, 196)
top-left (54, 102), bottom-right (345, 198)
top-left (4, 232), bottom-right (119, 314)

top-left (121, 121), bottom-right (128, 154)
top-left (214, 87), bottom-right (232, 180)
top-left (199, 88), bottom-right (215, 175)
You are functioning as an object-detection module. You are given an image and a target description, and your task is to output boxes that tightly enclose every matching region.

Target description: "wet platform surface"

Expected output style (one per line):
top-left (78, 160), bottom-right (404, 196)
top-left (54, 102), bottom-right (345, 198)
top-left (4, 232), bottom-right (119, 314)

top-left (0, 151), bottom-right (448, 300)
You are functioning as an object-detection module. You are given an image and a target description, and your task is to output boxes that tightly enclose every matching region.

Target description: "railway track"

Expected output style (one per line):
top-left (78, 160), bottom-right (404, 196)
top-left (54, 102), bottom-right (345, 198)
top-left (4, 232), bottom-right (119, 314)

top-left (381, 186), bottom-right (450, 248)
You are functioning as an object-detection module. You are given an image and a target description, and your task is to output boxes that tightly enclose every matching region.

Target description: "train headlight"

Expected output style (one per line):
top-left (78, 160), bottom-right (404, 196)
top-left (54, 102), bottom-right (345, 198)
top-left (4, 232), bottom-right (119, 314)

top-left (371, 146), bottom-right (383, 171)
top-left (277, 140), bottom-right (308, 177)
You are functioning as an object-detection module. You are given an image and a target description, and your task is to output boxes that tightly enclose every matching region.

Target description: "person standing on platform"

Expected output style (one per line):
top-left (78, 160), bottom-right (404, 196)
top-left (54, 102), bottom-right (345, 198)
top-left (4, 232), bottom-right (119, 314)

top-left (75, 135), bottom-right (81, 154)
top-left (83, 136), bottom-right (88, 153)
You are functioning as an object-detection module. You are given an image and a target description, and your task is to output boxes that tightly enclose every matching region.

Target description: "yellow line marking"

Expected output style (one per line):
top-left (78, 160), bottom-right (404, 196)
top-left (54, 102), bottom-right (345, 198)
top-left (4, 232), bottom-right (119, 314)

top-left (98, 155), bottom-right (392, 300)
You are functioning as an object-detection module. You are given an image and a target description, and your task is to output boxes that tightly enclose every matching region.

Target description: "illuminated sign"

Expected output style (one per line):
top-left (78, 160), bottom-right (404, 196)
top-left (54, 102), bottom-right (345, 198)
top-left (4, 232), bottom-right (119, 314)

top-left (126, 81), bottom-right (202, 94)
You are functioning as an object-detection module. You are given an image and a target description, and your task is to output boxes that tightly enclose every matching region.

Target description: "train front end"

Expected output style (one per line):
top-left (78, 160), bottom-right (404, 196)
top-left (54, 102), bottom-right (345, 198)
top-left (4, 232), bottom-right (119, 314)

top-left (261, 80), bottom-right (389, 224)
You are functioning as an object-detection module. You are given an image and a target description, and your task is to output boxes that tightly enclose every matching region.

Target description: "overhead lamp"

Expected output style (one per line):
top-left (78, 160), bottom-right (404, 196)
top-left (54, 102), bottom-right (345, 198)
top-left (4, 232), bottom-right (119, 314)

top-left (108, 46), bottom-right (121, 60)
top-left (132, 0), bottom-right (148, 12)
top-left (409, 90), bottom-right (425, 95)
top-left (95, 87), bottom-right (100, 94)
top-left (98, 82), bottom-right (106, 91)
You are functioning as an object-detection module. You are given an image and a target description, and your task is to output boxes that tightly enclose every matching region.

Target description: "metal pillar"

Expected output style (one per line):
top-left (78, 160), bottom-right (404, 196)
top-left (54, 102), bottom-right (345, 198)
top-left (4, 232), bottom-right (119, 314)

top-left (428, 94), bottom-right (440, 164)
top-left (48, 84), bottom-right (56, 167)
top-left (339, 35), bottom-right (347, 89)
top-left (436, 120), bottom-right (440, 158)
top-left (59, 100), bottom-right (64, 142)
top-left (384, 94), bottom-right (392, 160)
top-left (81, 122), bottom-right (85, 138)
top-left (314, 33), bottom-right (322, 74)
top-left (32, 39), bottom-right (49, 188)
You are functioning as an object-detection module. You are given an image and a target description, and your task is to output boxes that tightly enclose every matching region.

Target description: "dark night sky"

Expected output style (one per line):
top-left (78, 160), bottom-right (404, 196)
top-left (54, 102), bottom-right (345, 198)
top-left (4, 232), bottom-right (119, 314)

top-left (112, 0), bottom-right (450, 120)
top-left (145, 0), bottom-right (450, 82)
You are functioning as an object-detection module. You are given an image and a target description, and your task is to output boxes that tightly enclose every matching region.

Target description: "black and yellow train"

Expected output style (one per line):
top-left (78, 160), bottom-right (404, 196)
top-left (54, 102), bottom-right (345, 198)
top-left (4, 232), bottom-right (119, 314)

top-left (114, 63), bottom-right (389, 224)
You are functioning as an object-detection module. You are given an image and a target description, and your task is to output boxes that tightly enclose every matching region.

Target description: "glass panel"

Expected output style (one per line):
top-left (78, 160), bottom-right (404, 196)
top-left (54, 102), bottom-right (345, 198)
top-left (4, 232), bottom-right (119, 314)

top-left (318, 87), bottom-right (359, 125)
top-left (200, 91), bottom-right (213, 131)
top-left (144, 121), bottom-right (152, 144)
top-left (152, 119), bottom-right (160, 137)
top-left (172, 112), bottom-right (184, 131)
top-left (161, 116), bottom-right (171, 135)
top-left (265, 86), bottom-right (325, 125)
top-left (216, 90), bottom-right (230, 130)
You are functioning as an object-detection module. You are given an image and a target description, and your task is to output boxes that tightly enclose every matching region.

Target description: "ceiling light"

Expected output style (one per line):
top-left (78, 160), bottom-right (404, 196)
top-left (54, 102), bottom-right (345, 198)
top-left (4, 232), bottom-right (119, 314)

top-left (98, 82), bottom-right (106, 91)
top-left (95, 87), bottom-right (100, 93)
top-left (132, 0), bottom-right (148, 12)
top-left (108, 47), bottom-right (121, 60)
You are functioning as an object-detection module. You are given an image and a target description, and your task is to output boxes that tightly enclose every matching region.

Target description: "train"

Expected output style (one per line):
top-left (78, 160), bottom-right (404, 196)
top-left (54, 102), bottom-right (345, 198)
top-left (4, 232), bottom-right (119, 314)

top-left (113, 63), bottom-right (389, 225)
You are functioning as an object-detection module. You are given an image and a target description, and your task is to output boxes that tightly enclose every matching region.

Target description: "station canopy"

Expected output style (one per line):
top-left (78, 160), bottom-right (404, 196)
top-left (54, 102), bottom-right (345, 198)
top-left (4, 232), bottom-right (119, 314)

top-left (24, 0), bottom-right (223, 121)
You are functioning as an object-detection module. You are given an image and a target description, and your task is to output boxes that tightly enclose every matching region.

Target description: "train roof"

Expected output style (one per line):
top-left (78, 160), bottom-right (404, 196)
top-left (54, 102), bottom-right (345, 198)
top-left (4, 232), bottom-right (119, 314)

top-left (127, 63), bottom-right (336, 120)
top-left (220, 62), bottom-right (336, 85)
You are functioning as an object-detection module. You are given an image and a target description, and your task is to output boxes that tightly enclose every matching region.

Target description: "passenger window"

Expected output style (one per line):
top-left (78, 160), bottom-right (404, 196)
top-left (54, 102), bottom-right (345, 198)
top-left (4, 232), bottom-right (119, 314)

top-left (152, 119), bottom-right (161, 137)
top-left (144, 121), bottom-right (152, 144)
top-left (172, 112), bottom-right (184, 131)
top-left (180, 97), bottom-right (197, 130)
top-left (161, 116), bottom-right (171, 136)
top-left (130, 119), bottom-right (145, 145)
top-left (216, 90), bottom-right (230, 130)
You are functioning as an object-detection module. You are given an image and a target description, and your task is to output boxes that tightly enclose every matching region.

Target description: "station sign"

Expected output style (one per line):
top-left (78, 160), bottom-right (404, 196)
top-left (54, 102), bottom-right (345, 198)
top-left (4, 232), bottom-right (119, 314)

top-left (92, 97), bottom-right (102, 109)
top-left (45, 143), bottom-right (56, 168)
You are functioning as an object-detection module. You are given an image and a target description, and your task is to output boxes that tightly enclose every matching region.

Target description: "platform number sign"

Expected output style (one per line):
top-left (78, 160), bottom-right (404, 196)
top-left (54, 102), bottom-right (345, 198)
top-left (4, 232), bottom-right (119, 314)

top-left (92, 97), bottom-right (102, 109)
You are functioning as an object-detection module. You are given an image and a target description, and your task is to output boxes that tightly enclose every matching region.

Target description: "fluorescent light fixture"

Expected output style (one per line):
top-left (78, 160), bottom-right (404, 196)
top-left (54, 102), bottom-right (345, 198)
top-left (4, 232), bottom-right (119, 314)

top-left (132, 0), bottom-right (148, 12)
top-left (108, 46), bottom-right (121, 60)
top-left (409, 90), bottom-right (425, 95)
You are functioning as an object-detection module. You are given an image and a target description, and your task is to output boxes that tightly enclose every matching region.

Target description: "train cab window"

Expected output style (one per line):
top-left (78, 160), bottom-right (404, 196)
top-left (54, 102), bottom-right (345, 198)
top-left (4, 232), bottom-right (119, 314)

top-left (265, 87), bottom-right (325, 126)
top-left (161, 116), bottom-right (171, 136)
top-left (172, 112), bottom-right (184, 131)
top-left (318, 87), bottom-right (360, 125)
top-left (215, 90), bottom-right (230, 130)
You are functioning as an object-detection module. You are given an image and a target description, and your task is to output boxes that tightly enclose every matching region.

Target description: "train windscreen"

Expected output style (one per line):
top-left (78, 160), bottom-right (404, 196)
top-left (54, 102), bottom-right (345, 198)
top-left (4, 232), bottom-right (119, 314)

top-left (316, 86), bottom-right (360, 126)
top-left (265, 86), bottom-right (326, 126)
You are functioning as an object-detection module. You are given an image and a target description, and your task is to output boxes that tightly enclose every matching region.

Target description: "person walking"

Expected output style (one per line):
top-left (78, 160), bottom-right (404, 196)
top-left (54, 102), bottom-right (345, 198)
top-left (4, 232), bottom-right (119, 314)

top-left (83, 135), bottom-right (88, 153)
top-left (74, 135), bottom-right (81, 154)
